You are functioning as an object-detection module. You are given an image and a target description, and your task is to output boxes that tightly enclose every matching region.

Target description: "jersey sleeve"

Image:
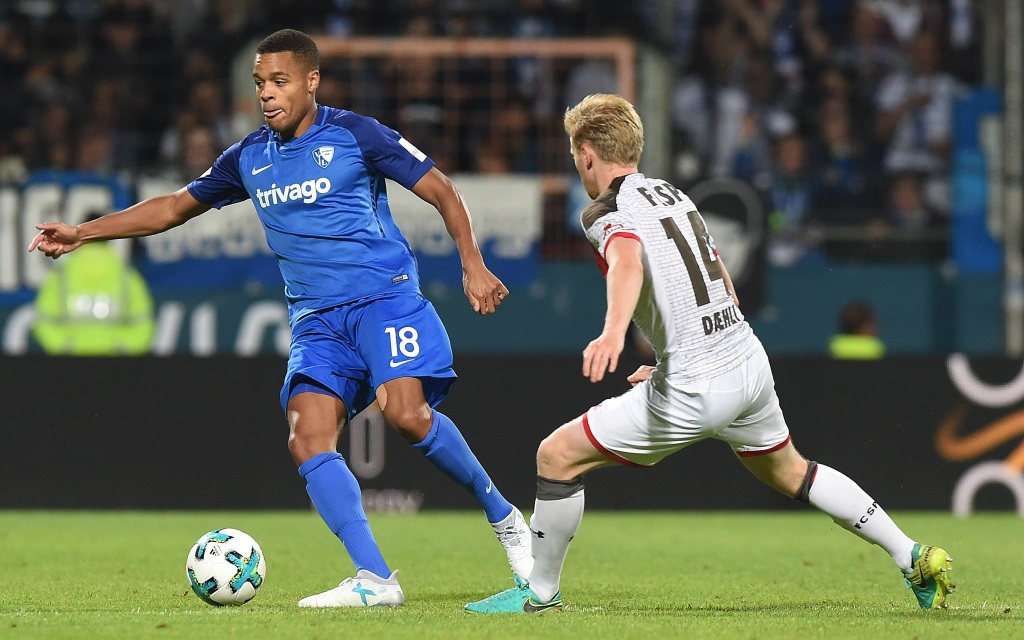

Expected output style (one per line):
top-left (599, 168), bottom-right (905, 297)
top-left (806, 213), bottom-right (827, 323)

top-left (584, 210), bottom-right (642, 261)
top-left (346, 115), bottom-right (435, 189)
top-left (186, 141), bottom-right (249, 209)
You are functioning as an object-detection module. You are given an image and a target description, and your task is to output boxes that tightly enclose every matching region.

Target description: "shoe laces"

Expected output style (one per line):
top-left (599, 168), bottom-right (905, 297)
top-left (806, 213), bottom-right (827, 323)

top-left (495, 520), bottom-right (529, 549)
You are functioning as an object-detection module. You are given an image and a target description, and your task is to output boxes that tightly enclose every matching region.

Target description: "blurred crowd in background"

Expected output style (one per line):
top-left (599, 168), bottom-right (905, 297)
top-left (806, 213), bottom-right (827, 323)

top-left (1, 0), bottom-right (985, 266)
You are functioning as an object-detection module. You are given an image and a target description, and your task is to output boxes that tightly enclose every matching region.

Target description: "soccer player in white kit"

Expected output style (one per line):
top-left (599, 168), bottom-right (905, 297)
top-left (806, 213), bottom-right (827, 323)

top-left (466, 94), bottom-right (954, 614)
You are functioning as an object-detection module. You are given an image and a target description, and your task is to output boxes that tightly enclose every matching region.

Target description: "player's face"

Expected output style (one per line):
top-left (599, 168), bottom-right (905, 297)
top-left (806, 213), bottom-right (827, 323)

top-left (572, 144), bottom-right (600, 199)
top-left (253, 52), bottom-right (320, 139)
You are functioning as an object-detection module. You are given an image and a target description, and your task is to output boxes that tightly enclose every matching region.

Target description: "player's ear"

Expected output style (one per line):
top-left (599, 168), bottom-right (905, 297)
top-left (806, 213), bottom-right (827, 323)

top-left (580, 144), bottom-right (595, 169)
top-left (308, 69), bottom-right (320, 93)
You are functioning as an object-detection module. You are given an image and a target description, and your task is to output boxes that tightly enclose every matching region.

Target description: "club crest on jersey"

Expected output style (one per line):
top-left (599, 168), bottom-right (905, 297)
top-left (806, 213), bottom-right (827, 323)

top-left (601, 222), bottom-right (624, 242)
top-left (312, 146), bottom-right (334, 168)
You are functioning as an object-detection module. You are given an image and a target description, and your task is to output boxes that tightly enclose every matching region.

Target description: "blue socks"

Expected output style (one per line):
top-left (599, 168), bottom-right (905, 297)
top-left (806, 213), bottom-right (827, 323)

top-left (298, 452), bottom-right (390, 578)
top-left (412, 410), bottom-right (513, 523)
top-left (298, 412), bottom-right (510, 576)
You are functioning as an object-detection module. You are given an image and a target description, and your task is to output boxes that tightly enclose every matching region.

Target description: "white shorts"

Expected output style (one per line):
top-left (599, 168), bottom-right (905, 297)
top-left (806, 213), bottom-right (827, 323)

top-left (583, 344), bottom-right (791, 467)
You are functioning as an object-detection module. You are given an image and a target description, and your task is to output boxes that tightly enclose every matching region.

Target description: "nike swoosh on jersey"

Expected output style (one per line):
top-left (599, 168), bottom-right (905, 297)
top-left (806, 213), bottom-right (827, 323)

top-left (251, 164), bottom-right (273, 175)
top-left (389, 358), bottom-right (414, 368)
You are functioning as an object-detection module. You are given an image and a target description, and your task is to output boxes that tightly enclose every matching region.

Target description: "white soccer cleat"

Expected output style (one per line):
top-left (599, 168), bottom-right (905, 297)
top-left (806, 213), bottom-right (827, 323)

top-left (297, 569), bottom-right (405, 608)
top-left (491, 507), bottom-right (534, 580)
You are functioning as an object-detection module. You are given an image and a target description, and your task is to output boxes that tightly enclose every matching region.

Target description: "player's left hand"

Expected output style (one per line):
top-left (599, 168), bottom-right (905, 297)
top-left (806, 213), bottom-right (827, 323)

top-left (582, 332), bottom-right (625, 383)
top-left (463, 264), bottom-right (509, 316)
top-left (28, 222), bottom-right (83, 259)
top-left (627, 365), bottom-right (655, 386)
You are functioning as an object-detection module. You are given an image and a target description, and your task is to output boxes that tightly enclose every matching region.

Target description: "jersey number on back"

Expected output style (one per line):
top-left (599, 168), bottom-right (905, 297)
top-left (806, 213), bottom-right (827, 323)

top-left (661, 212), bottom-right (723, 307)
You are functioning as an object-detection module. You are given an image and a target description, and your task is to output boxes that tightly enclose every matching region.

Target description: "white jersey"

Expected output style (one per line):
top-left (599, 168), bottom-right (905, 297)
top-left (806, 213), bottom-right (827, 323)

top-left (582, 172), bottom-right (759, 383)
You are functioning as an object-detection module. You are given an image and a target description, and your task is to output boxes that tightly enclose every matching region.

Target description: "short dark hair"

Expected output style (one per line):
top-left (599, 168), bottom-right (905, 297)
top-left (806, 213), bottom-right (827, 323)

top-left (256, 29), bottom-right (319, 70)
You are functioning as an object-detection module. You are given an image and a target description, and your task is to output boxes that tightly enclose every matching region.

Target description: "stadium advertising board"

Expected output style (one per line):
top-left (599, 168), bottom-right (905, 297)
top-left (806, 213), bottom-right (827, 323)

top-left (0, 171), bottom-right (541, 301)
top-left (1, 355), bottom-right (1022, 515)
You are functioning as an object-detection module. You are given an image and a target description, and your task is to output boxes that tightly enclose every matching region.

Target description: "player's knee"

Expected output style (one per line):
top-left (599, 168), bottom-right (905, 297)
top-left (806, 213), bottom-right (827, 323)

top-left (382, 402), bottom-right (432, 442)
top-left (537, 433), bottom-right (573, 478)
top-left (288, 431), bottom-right (326, 465)
top-left (287, 424), bottom-right (339, 465)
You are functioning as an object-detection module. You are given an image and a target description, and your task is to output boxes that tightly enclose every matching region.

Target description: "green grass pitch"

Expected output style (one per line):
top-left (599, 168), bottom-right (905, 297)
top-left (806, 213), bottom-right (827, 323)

top-left (0, 510), bottom-right (1020, 639)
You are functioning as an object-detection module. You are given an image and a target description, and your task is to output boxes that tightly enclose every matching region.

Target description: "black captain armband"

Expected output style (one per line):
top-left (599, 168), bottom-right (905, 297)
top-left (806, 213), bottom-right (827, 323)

top-left (537, 475), bottom-right (584, 501)
top-left (795, 460), bottom-right (818, 503)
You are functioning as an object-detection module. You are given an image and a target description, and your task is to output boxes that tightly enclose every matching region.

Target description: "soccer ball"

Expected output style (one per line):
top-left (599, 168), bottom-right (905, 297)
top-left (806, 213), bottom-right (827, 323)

top-left (186, 528), bottom-right (266, 606)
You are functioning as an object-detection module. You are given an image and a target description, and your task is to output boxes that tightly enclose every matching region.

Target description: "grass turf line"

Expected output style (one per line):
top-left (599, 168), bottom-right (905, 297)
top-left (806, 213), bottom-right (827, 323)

top-left (0, 511), bottom-right (1020, 639)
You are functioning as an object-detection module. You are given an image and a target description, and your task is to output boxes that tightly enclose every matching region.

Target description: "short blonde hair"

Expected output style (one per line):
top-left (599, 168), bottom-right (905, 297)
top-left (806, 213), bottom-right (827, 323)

top-left (563, 94), bottom-right (643, 166)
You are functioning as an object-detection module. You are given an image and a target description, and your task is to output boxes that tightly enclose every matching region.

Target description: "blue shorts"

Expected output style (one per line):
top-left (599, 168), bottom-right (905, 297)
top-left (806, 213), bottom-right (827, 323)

top-left (281, 292), bottom-right (457, 419)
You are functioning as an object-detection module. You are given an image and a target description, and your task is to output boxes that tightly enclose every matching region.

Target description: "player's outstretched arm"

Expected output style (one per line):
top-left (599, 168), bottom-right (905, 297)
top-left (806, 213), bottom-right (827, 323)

top-left (411, 167), bottom-right (509, 315)
top-left (583, 236), bottom-right (644, 383)
top-left (28, 187), bottom-right (211, 259)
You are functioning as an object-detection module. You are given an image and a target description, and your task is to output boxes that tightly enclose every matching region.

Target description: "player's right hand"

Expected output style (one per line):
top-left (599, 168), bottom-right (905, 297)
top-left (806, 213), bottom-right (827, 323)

top-left (582, 332), bottom-right (625, 383)
top-left (627, 365), bottom-right (655, 387)
top-left (28, 222), bottom-right (83, 259)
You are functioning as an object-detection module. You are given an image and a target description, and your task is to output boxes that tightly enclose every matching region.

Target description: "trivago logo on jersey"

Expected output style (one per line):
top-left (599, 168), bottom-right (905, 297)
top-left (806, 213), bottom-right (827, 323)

top-left (255, 177), bottom-right (332, 207)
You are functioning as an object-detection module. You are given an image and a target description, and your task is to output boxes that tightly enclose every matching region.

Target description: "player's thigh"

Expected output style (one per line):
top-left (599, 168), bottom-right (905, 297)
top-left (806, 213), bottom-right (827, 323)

top-left (355, 294), bottom-right (456, 406)
top-left (584, 377), bottom-right (708, 467)
top-left (538, 416), bottom-right (616, 480)
top-left (736, 441), bottom-right (808, 497)
top-left (286, 386), bottom-right (347, 439)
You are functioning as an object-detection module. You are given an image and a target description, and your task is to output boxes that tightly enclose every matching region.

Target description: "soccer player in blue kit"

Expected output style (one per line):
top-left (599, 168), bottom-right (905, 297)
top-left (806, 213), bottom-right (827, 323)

top-left (29, 29), bottom-right (532, 608)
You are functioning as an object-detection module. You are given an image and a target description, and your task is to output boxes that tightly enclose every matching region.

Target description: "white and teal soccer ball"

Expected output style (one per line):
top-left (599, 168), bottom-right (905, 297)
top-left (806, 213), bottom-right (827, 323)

top-left (186, 528), bottom-right (266, 606)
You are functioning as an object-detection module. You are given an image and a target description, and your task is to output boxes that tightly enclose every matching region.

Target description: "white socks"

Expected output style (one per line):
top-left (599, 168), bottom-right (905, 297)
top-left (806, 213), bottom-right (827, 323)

top-left (528, 480), bottom-right (585, 602)
top-left (808, 464), bottom-right (916, 571)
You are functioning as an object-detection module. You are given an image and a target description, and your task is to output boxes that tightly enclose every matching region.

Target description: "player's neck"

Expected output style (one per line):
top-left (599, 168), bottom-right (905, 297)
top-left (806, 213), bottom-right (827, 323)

top-left (278, 103), bottom-right (320, 142)
top-left (595, 165), bottom-right (638, 194)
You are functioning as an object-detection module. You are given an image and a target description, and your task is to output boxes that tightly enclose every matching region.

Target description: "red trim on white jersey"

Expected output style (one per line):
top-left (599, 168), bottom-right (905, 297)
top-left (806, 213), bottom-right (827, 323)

top-left (736, 434), bottom-right (792, 457)
top-left (590, 245), bottom-right (609, 276)
top-left (593, 232), bottom-right (642, 277)
top-left (601, 231), bottom-right (642, 257)
top-left (582, 411), bottom-right (643, 467)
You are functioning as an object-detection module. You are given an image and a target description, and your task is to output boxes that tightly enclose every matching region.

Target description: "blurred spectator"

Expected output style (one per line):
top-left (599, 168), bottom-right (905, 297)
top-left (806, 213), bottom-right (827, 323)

top-left (726, 49), bottom-right (797, 184)
top-left (158, 78), bottom-right (234, 168)
top-left (810, 95), bottom-right (877, 225)
top-left (75, 125), bottom-right (117, 175)
top-left (510, 0), bottom-right (559, 116)
top-left (875, 31), bottom-right (956, 213)
top-left (473, 96), bottom-right (540, 174)
top-left (833, 1), bottom-right (905, 114)
top-left (766, 133), bottom-right (822, 267)
top-left (316, 74), bottom-right (347, 110)
top-left (30, 102), bottom-right (77, 171)
top-left (671, 14), bottom-right (749, 181)
top-left (869, 170), bottom-right (946, 261)
top-left (725, 0), bottom-right (806, 95)
top-left (32, 212), bottom-right (155, 356)
top-left (157, 124), bottom-right (219, 183)
top-left (829, 301), bottom-right (885, 359)
top-left (86, 1), bottom-right (175, 163)
top-left (181, 126), bottom-right (220, 181)
top-left (384, 14), bottom-right (450, 169)
top-left (873, 0), bottom-right (944, 47)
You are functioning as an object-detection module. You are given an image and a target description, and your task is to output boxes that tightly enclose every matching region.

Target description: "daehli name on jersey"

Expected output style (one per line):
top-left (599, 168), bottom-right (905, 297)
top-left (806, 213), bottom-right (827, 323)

top-left (702, 304), bottom-right (742, 336)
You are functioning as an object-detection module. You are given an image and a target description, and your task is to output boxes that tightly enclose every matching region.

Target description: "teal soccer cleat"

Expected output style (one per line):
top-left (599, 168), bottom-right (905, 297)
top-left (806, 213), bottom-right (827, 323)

top-left (904, 543), bottom-right (955, 609)
top-left (465, 575), bottom-right (562, 614)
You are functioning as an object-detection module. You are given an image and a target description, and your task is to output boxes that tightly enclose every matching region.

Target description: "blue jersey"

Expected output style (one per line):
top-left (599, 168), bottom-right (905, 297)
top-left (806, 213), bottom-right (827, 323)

top-left (187, 105), bottom-right (435, 322)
